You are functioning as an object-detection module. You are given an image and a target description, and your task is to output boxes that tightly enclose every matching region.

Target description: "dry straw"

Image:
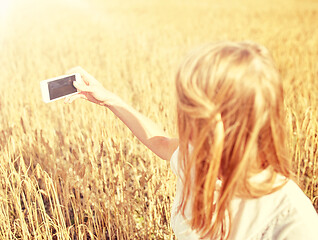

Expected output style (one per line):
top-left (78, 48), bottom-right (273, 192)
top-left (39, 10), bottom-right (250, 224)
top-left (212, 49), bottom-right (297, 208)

top-left (0, 0), bottom-right (317, 239)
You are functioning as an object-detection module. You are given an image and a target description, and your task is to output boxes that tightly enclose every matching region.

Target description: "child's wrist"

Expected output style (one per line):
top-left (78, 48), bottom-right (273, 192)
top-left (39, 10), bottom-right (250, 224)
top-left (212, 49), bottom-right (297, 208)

top-left (104, 96), bottom-right (125, 109)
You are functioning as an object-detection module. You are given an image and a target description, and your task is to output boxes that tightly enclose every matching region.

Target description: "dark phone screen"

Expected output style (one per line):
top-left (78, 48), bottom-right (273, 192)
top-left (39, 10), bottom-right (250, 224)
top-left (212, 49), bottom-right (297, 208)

top-left (48, 75), bottom-right (77, 100)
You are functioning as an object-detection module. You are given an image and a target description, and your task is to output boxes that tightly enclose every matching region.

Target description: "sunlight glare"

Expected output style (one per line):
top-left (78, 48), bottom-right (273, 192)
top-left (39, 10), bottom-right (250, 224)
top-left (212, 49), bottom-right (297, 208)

top-left (0, 0), bottom-right (13, 19)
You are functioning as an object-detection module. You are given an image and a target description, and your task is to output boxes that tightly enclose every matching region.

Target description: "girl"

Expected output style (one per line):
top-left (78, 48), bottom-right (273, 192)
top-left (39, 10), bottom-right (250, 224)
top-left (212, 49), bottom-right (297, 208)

top-left (65, 41), bottom-right (318, 239)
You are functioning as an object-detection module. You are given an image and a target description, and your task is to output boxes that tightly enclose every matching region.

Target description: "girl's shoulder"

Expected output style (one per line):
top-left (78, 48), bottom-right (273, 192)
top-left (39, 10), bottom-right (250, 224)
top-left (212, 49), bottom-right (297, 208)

top-left (230, 178), bottom-right (318, 240)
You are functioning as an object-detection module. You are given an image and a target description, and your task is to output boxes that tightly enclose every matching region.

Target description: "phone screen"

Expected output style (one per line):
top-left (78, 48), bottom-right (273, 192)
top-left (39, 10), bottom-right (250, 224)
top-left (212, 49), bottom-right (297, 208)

top-left (48, 75), bottom-right (77, 100)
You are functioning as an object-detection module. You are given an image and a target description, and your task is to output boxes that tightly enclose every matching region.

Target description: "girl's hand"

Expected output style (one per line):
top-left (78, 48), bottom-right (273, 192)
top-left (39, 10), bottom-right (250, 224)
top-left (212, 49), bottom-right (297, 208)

top-left (64, 66), bottom-right (122, 107)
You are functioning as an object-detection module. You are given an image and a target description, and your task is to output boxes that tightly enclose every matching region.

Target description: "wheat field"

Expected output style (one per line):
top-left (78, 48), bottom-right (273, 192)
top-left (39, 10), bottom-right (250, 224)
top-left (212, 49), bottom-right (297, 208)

top-left (0, 0), bottom-right (317, 239)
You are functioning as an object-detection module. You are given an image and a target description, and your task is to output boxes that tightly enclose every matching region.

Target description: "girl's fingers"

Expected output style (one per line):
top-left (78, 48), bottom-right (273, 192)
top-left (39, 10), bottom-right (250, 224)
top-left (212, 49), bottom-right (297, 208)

top-left (73, 81), bottom-right (91, 92)
top-left (66, 66), bottom-right (91, 85)
top-left (64, 93), bottom-right (87, 104)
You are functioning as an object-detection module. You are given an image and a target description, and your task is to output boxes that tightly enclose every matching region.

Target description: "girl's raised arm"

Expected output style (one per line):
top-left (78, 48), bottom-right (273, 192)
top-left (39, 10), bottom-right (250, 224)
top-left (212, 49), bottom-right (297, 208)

top-left (64, 66), bottom-right (178, 161)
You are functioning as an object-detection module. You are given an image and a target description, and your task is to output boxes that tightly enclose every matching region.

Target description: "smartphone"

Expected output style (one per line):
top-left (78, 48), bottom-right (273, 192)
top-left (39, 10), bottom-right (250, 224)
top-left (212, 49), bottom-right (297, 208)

top-left (40, 73), bottom-right (82, 103)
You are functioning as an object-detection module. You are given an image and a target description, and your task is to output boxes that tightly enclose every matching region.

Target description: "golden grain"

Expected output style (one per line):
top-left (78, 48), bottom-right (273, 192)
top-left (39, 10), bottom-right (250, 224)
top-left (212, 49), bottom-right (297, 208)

top-left (0, 0), bottom-right (317, 239)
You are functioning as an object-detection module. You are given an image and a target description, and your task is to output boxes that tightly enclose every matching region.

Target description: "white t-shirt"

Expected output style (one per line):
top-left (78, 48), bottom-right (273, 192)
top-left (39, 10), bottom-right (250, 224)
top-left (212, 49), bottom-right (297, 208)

top-left (170, 147), bottom-right (318, 240)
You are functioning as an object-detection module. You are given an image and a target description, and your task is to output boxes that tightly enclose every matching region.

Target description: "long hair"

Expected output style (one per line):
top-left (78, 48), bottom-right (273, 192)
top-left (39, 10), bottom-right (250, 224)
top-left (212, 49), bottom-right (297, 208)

top-left (175, 41), bottom-right (291, 239)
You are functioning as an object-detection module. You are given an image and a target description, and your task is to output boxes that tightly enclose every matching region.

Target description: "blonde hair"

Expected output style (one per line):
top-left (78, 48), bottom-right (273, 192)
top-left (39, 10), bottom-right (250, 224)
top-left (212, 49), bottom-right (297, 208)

top-left (176, 41), bottom-right (291, 239)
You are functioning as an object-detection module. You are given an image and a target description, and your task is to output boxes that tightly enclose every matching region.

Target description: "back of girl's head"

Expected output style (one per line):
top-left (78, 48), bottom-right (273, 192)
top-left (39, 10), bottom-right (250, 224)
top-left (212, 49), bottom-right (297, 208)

top-left (175, 41), bottom-right (291, 239)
